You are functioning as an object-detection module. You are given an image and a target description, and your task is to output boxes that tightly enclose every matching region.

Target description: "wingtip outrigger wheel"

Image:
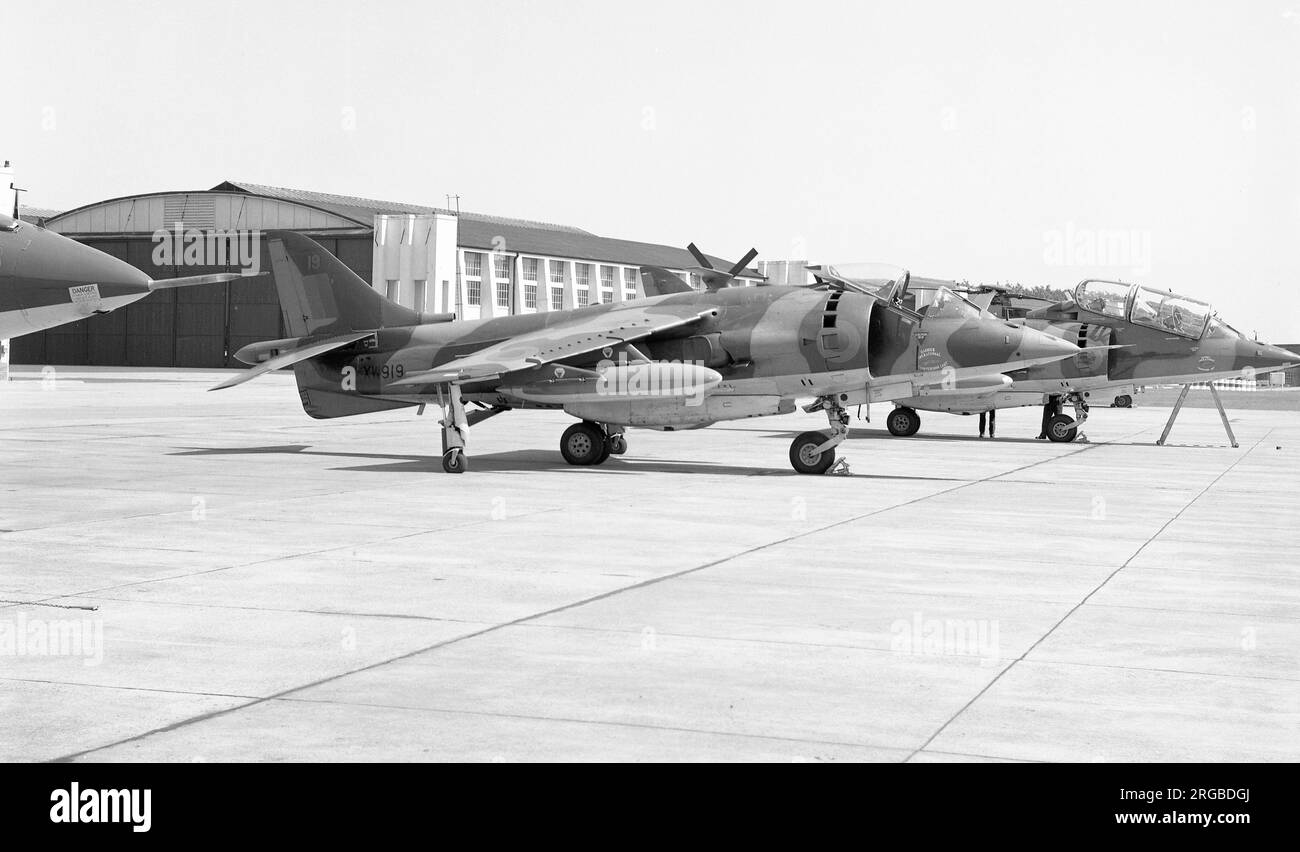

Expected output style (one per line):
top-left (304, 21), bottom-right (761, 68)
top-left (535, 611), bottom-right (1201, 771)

top-left (442, 447), bottom-right (466, 473)
top-left (607, 429), bottom-right (628, 455)
top-left (438, 384), bottom-right (471, 473)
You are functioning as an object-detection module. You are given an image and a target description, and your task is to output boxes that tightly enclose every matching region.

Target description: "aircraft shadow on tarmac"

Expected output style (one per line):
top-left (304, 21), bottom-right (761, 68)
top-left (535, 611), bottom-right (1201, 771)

top-left (767, 427), bottom-right (1236, 450)
top-left (171, 444), bottom-right (761, 476)
top-left (168, 444), bottom-right (970, 479)
top-left (760, 428), bottom-right (1059, 446)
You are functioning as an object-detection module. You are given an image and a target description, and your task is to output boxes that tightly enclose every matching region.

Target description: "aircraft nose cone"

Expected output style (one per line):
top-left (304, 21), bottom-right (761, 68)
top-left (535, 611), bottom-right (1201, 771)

top-left (1246, 342), bottom-right (1300, 372)
top-left (31, 227), bottom-right (152, 297)
top-left (1016, 325), bottom-right (1080, 364)
top-left (947, 318), bottom-right (1079, 368)
top-left (75, 244), bottom-right (152, 297)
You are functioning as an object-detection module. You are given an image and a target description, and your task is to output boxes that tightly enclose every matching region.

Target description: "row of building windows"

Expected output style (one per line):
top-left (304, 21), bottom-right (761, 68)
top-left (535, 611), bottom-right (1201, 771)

top-left (461, 251), bottom-right (643, 309)
top-left (390, 252), bottom-right (743, 315)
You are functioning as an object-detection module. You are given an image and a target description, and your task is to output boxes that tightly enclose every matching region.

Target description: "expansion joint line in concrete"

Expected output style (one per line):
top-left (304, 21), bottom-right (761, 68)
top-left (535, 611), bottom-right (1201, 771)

top-left (904, 428), bottom-right (1274, 763)
top-left (50, 433), bottom-right (1126, 762)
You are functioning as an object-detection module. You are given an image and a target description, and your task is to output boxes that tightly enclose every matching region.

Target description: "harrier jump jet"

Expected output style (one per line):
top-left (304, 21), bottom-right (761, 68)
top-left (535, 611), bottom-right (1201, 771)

top-left (877, 277), bottom-right (1298, 444)
top-left (0, 210), bottom-right (236, 340)
top-left (214, 232), bottom-right (1081, 474)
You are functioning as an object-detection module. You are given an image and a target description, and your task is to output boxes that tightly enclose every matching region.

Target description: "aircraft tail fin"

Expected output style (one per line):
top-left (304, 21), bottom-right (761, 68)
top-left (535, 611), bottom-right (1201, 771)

top-left (265, 230), bottom-right (422, 336)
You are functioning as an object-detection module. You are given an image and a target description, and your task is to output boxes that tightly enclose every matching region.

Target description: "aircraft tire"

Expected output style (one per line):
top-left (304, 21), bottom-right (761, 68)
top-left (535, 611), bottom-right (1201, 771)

top-left (442, 448), bottom-right (467, 474)
top-left (789, 431), bottom-right (837, 475)
top-left (887, 407), bottom-right (921, 437)
top-left (1113, 394), bottom-right (1133, 408)
top-left (608, 434), bottom-right (628, 455)
top-left (561, 421), bottom-right (607, 466)
top-left (1046, 414), bottom-right (1078, 443)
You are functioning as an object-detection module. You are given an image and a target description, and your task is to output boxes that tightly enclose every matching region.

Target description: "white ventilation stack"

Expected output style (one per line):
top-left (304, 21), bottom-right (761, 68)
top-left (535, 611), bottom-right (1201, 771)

top-left (372, 212), bottom-right (458, 315)
top-left (1, 159), bottom-right (15, 219)
top-left (757, 260), bottom-right (811, 287)
top-left (1, 160), bottom-right (13, 380)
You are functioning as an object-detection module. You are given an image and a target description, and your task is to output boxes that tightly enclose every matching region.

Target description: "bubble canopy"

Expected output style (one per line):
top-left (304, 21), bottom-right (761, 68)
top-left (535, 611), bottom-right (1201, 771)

top-left (922, 286), bottom-right (985, 321)
top-left (808, 263), bottom-right (911, 301)
top-left (808, 262), bottom-right (992, 321)
top-left (1074, 279), bottom-right (1212, 339)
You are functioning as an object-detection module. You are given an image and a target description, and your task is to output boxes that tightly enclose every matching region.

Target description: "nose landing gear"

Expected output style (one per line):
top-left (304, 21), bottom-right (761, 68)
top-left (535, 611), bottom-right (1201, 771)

top-left (789, 394), bottom-right (851, 474)
top-left (1046, 392), bottom-right (1091, 443)
top-left (1045, 413), bottom-right (1078, 443)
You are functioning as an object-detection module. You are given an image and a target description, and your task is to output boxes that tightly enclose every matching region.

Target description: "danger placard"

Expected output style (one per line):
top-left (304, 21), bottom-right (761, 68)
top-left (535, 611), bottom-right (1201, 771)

top-left (68, 284), bottom-right (101, 304)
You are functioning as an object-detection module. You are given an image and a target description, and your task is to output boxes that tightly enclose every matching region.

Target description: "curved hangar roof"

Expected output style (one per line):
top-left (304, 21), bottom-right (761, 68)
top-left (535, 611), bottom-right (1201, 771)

top-left (40, 180), bottom-right (762, 279)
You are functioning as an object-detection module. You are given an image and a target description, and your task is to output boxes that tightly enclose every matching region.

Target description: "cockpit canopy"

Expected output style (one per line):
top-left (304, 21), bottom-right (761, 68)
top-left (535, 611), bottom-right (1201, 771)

top-left (920, 286), bottom-right (986, 321)
top-left (808, 263), bottom-right (911, 302)
top-left (1074, 279), bottom-right (1212, 339)
top-left (809, 262), bottom-right (992, 322)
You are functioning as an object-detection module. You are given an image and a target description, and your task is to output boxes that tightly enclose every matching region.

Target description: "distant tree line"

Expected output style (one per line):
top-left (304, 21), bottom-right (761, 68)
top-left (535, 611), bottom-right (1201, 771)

top-left (994, 282), bottom-right (1074, 302)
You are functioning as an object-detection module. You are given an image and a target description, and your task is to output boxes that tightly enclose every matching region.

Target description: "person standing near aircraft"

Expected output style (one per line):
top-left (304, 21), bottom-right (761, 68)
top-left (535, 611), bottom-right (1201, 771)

top-left (978, 409), bottom-right (997, 438)
top-left (1037, 395), bottom-right (1061, 440)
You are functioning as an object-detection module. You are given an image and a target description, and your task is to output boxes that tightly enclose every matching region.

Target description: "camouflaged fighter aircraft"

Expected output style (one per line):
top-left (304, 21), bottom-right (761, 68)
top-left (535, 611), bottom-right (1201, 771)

top-left (212, 232), bottom-right (1082, 474)
top-left (872, 276), bottom-right (1299, 444)
top-left (0, 209), bottom-right (238, 340)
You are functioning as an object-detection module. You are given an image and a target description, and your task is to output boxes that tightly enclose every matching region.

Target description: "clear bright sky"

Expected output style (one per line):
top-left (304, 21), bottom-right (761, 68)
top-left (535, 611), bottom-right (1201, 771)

top-left (6, 0), bottom-right (1299, 340)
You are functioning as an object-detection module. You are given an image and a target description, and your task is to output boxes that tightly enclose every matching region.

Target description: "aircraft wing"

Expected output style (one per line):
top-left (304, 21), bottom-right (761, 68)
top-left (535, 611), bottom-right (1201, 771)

top-left (209, 331), bottom-right (375, 390)
top-left (149, 273), bottom-right (242, 290)
top-left (391, 305), bottom-right (718, 386)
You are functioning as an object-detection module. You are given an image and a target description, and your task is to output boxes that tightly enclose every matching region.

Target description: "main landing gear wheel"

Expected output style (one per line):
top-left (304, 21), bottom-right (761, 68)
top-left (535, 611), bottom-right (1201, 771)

top-left (886, 407), bottom-right (921, 437)
top-left (561, 421), bottom-right (611, 466)
top-left (442, 447), bottom-right (466, 473)
top-left (1046, 413), bottom-right (1078, 443)
top-left (789, 431), bottom-right (838, 475)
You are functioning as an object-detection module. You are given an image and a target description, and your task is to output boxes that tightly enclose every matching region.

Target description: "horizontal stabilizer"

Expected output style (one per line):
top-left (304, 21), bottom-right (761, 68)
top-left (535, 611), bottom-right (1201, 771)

top-left (210, 331), bottom-right (374, 391)
top-left (149, 273), bottom-right (243, 290)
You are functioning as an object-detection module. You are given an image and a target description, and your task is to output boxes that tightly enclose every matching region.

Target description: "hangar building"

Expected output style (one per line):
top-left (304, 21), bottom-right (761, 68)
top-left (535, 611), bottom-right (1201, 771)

top-left (10, 181), bottom-right (761, 368)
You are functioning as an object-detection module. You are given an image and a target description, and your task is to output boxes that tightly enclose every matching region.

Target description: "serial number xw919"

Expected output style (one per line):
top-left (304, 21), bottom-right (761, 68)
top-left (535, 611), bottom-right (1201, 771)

top-left (356, 363), bottom-right (406, 380)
